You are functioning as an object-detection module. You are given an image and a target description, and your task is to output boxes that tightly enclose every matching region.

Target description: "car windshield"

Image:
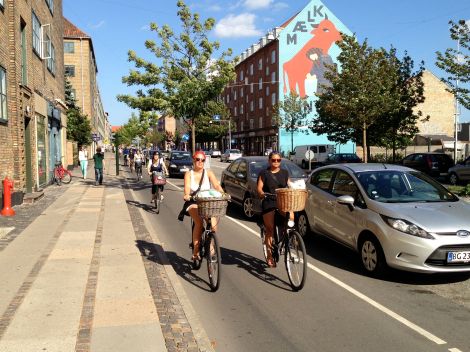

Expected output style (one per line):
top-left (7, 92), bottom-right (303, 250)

top-left (171, 153), bottom-right (191, 161)
top-left (248, 160), bottom-right (307, 179)
top-left (229, 149), bottom-right (241, 154)
top-left (356, 170), bottom-right (458, 203)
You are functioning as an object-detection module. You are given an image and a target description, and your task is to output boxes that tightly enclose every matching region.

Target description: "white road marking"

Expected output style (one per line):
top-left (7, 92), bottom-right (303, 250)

top-left (225, 215), bottom-right (447, 346)
top-left (449, 348), bottom-right (463, 352)
top-left (166, 180), bottom-right (182, 190)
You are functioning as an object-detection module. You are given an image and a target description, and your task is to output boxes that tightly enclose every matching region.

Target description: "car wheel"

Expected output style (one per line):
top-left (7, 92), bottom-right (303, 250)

top-left (449, 172), bottom-right (459, 185)
top-left (297, 211), bottom-right (310, 238)
top-left (359, 235), bottom-right (386, 276)
top-left (243, 195), bottom-right (255, 218)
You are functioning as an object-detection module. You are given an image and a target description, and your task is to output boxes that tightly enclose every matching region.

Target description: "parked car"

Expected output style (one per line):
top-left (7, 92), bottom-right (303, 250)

top-left (166, 151), bottom-right (193, 177)
top-left (402, 152), bottom-right (454, 178)
top-left (208, 149), bottom-right (221, 158)
top-left (220, 149), bottom-right (242, 162)
top-left (298, 163), bottom-right (470, 275)
top-left (289, 144), bottom-right (335, 169)
top-left (220, 156), bottom-right (308, 218)
top-left (323, 153), bottom-right (362, 165)
top-left (448, 156), bottom-right (470, 185)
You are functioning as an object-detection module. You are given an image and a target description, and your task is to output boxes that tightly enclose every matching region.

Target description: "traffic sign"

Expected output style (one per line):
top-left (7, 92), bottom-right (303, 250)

top-left (305, 150), bottom-right (315, 160)
top-left (213, 115), bottom-right (220, 120)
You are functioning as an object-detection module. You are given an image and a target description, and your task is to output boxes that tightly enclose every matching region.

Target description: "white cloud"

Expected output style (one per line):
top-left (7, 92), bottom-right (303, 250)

top-left (273, 2), bottom-right (289, 11)
top-left (208, 4), bottom-right (222, 11)
top-left (140, 24), bottom-right (150, 31)
top-left (89, 20), bottom-right (105, 29)
top-left (214, 13), bottom-right (263, 38)
top-left (243, 0), bottom-right (273, 10)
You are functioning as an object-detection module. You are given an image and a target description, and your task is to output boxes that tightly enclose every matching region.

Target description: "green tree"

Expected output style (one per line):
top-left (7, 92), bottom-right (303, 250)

top-left (436, 20), bottom-right (470, 110)
top-left (313, 36), bottom-right (424, 162)
top-left (65, 77), bottom-right (92, 146)
top-left (117, 0), bottom-right (235, 153)
top-left (117, 114), bottom-right (142, 145)
top-left (273, 92), bottom-right (311, 153)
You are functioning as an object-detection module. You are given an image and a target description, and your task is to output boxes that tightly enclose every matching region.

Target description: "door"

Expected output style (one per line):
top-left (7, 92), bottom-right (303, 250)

top-left (306, 168), bottom-right (335, 234)
top-left (233, 159), bottom-right (248, 201)
top-left (25, 117), bottom-right (33, 193)
top-left (223, 159), bottom-right (241, 200)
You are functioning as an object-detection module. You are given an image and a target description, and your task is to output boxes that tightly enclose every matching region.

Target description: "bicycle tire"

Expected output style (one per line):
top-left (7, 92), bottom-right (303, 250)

top-left (61, 171), bottom-right (72, 184)
top-left (206, 232), bottom-right (221, 292)
top-left (284, 230), bottom-right (307, 291)
top-left (260, 225), bottom-right (268, 262)
top-left (54, 169), bottom-right (61, 185)
top-left (154, 187), bottom-right (160, 214)
top-left (191, 221), bottom-right (202, 270)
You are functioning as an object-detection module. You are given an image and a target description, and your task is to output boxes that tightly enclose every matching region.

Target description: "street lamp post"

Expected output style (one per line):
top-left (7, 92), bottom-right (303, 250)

top-left (212, 115), bottom-right (231, 150)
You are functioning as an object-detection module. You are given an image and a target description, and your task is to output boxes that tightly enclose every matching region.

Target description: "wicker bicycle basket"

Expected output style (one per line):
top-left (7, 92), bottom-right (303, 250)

top-left (196, 197), bottom-right (228, 218)
top-left (275, 188), bottom-right (308, 212)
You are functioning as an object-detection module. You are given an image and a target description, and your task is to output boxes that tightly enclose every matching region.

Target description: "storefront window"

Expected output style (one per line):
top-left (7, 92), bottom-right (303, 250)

top-left (37, 116), bottom-right (47, 187)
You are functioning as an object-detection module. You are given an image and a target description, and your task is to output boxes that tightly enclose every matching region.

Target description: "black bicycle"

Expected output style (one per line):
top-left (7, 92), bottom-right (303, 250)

top-left (135, 160), bottom-right (143, 180)
top-left (260, 192), bottom-right (307, 291)
top-left (152, 171), bottom-right (166, 214)
top-left (188, 195), bottom-right (228, 292)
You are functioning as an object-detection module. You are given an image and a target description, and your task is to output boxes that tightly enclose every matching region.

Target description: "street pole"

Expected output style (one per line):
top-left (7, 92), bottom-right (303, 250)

top-left (229, 119), bottom-right (232, 150)
top-left (454, 38), bottom-right (460, 163)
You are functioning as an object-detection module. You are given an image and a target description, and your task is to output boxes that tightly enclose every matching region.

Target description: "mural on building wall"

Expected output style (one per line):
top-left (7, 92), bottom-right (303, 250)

top-left (278, 0), bottom-right (354, 154)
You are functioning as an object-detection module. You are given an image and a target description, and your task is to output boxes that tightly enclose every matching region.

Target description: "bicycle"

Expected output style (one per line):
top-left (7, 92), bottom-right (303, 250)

top-left (135, 160), bottom-right (143, 180)
top-left (152, 171), bottom-right (166, 214)
top-left (188, 195), bottom-right (228, 292)
top-left (52, 161), bottom-right (72, 186)
top-left (260, 190), bottom-right (307, 291)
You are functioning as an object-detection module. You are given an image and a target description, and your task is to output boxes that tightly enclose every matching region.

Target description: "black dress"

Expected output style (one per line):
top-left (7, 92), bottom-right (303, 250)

top-left (258, 168), bottom-right (289, 214)
top-left (150, 161), bottom-right (164, 193)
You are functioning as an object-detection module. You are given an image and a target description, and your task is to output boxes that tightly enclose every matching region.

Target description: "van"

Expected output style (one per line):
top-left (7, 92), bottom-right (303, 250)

top-left (289, 144), bottom-right (335, 169)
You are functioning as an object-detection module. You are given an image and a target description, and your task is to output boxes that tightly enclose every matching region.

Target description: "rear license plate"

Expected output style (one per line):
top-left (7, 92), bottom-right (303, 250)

top-left (447, 251), bottom-right (470, 263)
top-left (440, 172), bottom-right (448, 176)
top-left (180, 168), bottom-right (189, 172)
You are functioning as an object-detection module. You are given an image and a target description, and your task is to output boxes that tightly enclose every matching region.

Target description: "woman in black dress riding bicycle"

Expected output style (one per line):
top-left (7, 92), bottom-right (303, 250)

top-left (257, 151), bottom-right (294, 267)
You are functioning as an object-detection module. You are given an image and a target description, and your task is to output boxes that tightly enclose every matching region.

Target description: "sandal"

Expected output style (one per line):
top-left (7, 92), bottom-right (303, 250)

top-left (191, 254), bottom-right (201, 261)
top-left (267, 257), bottom-right (276, 268)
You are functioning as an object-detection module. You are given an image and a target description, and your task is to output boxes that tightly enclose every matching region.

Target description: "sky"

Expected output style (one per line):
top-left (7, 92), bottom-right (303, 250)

top-left (63, 0), bottom-right (470, 127)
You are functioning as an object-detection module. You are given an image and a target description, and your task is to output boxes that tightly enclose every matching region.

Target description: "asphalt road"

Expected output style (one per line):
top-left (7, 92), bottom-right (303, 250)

top-left (126, 158), bottom-right (470, 352)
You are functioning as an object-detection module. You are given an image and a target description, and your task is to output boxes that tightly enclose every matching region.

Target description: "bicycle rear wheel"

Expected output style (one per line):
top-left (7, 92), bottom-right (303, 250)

top-left (154, 187), bottom-right (160, 214)
top-left (284, 230), bottom-right (307, 291)
top-left (54, 169), bottom-right (61, 185)
top-left (206, 232), bottom-right (221, 292)
top-left (61, 171), bottom-right (72, 184)
top-left (260, 225), bottom-right (268, 262)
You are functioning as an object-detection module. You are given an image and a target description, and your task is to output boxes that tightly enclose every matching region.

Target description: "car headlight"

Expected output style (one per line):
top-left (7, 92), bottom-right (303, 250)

top-left (381, 215), bottom-right (434, 239)
top-left (170, 164), bottom-right (177, 168)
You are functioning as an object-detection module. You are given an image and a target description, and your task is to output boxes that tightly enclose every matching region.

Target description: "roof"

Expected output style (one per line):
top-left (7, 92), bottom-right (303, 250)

top-left (111, 126), bottom-right (121, 133)
top-left (63, 18), bottom-right (90, 38)
top-left (326, 163), bottom-right (413, 173)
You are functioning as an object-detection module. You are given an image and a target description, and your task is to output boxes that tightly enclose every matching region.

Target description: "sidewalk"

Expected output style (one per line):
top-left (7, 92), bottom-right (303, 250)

top-left (0, 153), bottom-right (200, 352)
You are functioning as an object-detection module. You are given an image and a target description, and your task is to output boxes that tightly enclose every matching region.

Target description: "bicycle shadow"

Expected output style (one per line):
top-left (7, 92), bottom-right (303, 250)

top-left (220, 247), bottom-right (292, 291)
top-left (126, 199), bottom-right (157, 214)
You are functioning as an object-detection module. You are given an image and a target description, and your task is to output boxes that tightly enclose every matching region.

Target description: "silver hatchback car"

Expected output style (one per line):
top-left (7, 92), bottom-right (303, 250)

top-left (299, 163), bottom-right (470, 275)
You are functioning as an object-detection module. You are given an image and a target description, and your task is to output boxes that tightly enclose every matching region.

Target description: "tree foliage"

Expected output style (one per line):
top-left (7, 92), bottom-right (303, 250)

top-left (65, 77), bottom-right (92, 146)
top-left (117, 0), bottom-right (235, 153)
top-left (313, 35), bottom-right (425, 162)
top-left (436, 20), bottom-right (470, 109)
top-left (273, 92), bottom-right (311, 153)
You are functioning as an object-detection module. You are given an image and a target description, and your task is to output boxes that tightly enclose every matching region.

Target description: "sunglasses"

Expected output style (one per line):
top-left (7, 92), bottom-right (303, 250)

top-left (194, 158), bottom-right (206, 162)
top-left (271, 158), bottom-right (281, 162)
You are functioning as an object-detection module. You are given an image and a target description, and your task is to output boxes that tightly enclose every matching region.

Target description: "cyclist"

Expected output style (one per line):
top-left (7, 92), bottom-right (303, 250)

top-left (123, 147), bottom-right (129, 166)
top-left (183, 151), bottom-right (225, 261)
top-left (256, 151), bottom-right (294, 268)
top-left (134, 149), bottom-right (144, 179)
top-left (147, 151), bottom-right (169, 202)
top-left (129, 149), bottom-right (135, 172)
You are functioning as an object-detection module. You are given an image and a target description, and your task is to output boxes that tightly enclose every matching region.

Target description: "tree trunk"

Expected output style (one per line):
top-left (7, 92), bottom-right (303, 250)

top-left (362, 122), bottom-right (368, 163)
top-left (191, 121), bottom-right (196, 154)
top-left (291, 130), bottom-right (294, 154)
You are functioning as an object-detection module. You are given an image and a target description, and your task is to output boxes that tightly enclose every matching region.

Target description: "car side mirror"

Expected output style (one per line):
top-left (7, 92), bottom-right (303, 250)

top-left (337, 195), bottom-right (355, 211)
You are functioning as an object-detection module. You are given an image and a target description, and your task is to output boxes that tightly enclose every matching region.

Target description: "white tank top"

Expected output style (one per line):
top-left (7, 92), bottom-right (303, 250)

top-left (190, 170), bottom-right (211, 193)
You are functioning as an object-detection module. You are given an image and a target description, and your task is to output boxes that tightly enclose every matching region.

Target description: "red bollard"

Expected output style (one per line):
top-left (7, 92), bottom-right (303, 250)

top-left (1, 177), bottom-right (15, 216)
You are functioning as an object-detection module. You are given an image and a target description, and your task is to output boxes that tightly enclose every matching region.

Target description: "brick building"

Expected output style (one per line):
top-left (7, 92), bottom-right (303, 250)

top-left (1, 0), bottom-right (66, 206)
top-left (63, 18), bottom-right (106, 153)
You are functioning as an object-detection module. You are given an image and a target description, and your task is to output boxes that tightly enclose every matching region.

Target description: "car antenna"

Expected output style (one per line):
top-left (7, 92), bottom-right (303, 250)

top-left (382, 163), bottom-right (388, 169)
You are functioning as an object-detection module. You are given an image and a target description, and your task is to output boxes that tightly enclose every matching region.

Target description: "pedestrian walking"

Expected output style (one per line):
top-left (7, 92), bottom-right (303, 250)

top-left (93, 147), bottom-right (105, 186)
top-left (78, 145), bottom-right (88, 179)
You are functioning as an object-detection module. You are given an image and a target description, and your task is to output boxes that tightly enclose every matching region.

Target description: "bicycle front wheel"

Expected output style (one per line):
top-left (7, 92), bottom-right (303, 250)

top-left (61, 171), bottom-right (72, 184)
top-left (154, 187), bottom-right (160, 214)
top-left (206, 232), bottom-right (221, 292)
top-left (284, 230), bottom-right (307, 291)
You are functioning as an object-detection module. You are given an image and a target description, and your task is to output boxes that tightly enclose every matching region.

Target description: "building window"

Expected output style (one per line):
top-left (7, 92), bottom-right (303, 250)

top-left (250, 101), bottom-right (254, 112)
top-left (272, 93), bottom-right (277, 106)
top-left (249, 63), bottom-right (253, 75)
top-left (271, 50), bottom-right (276, 64)
top-left (45, 0), bottom-right (54, 14)
top-left (32, 12), bottom-right (41, 56)
top-left (259, 97), bottom-right (263, 109)
top-left (266, 66), bottom-right (270, 76)
top-left (249, 119), bottom-right (254, 129)
top-left (258, 58), bottom-right (262, 70)
top-left (240, 70), bottom-right (244, 81)
top-left (240, 104), bottom-right (244, 114)
top-left (234, 107), bottom-right (238, 116)
top-left (259, 117), bottom-right (263, 128)
top-left (259, 77), bottom-right (262, 90)
top-left (271, 71), bottom-right (276, 83)
top-left (20, 21), bottom-right (27, 85)
top-left (241, 121), bottom-right (244, 131)
top-left (47, 43), bottom-right (55, 74)
top-left (240, 88), bottom-right (244, 98)
top-left (71, 89), bottom-right (76, 100)
top-left (65, 65), bottom-right (75, 77)
top-left (250, 83), bottom-right (253, 93)
top-left (226, 94), bottom-right (230, 103)
top-left (266, 86), bottom-right (270, 96)
top-left (64, 42), bottom-right (74, 53)
top-left (234, 90), bottom-right (237, 100)
top-left (0, 67), bottom-right (7, 121)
